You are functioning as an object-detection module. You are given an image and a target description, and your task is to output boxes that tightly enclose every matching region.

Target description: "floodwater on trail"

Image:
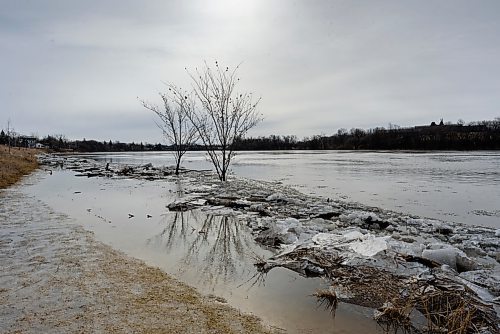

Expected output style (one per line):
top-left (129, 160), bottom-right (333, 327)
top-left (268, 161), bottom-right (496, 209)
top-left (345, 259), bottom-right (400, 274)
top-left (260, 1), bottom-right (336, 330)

top-left (25, 170), bottom-right (382, 334)
top-left (80, 150), bottom-right (500, 228)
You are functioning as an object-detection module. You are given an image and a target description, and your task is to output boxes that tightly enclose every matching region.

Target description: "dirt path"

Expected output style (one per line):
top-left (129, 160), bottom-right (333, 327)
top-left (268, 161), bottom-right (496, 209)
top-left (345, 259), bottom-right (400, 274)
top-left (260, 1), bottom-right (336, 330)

top-left (0, 181), bottom-right (272, 334)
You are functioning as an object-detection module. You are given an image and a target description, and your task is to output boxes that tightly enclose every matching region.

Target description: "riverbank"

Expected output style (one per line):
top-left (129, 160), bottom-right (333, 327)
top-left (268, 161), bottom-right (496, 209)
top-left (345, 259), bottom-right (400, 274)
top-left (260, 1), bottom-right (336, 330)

top-left (0, 145), bottom-right (40, 189)
top-left (0, 177), bottom-right (272, 333)
top-left (38, 153), bottom-right (500, 333)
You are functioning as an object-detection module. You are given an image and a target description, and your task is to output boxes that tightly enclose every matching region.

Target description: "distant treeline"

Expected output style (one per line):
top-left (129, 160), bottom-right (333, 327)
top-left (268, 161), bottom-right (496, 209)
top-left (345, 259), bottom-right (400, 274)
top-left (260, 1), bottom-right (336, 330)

top-left (43, 138), bottom-right (166, 152)
top-left (2, 118), bottom-right (499, 151)
top-left (234, 119), bottom-right (500, 151)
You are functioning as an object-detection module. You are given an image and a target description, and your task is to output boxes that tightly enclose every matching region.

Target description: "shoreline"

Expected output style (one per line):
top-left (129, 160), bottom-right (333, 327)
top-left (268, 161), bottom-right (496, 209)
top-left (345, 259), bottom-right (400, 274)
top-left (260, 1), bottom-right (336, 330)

top-left (37, 153), bottom-right (500, 333)
top-left (0, 176), bottom-right (273, 333)
top-left (0, 145), bottom-right (40, 189)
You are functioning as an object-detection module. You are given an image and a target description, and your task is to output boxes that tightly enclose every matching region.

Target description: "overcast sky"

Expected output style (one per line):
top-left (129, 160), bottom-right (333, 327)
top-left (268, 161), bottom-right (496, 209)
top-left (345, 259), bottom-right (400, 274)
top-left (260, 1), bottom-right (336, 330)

top-left (2, 0), bottom-right (500, 143)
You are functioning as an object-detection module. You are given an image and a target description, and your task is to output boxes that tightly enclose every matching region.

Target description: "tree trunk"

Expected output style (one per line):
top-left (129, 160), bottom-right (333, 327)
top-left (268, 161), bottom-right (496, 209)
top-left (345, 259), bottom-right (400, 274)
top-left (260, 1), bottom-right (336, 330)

top-left (175, 157), bottom-right (181, 175)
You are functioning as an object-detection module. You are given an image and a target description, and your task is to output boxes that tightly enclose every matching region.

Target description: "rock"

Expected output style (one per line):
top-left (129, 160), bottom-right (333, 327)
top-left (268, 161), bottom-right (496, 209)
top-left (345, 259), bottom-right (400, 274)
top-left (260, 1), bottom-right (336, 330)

top-left (255, 229), bottom-right (285, 247)
top-left (436, 226), bottom-right (454, 235)
top-left (249, 204), bottom-right (272, 216)
top-left (462, 246), bottom-right (486, 257)
top-left (314, 211), bottom-right (340, 220)
top-left (304, 264), bottom-right (324, 276)
top-left (167, 201), bottom-right (194, 212)
top-left (400, 236), bottom-right (416, 243)
top-left (119, 166), bottom-right (135, 175)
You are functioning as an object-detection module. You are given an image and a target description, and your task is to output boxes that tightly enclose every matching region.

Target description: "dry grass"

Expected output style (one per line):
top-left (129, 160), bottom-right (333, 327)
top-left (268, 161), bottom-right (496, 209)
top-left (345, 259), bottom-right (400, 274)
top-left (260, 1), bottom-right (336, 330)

top-left (313, 288), bottom-right (338, 316)
top-left (416, 288), bottom-right (482, 334)
top-left (374, 282), bottom-right (498, 334)
top-left (0, 145), bottom-right (41, 189)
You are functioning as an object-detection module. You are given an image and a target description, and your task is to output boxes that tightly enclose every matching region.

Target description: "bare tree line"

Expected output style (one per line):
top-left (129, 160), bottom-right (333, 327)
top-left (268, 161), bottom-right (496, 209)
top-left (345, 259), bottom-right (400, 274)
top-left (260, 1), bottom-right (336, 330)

top-left (233, 118), bottom-right (500, 151)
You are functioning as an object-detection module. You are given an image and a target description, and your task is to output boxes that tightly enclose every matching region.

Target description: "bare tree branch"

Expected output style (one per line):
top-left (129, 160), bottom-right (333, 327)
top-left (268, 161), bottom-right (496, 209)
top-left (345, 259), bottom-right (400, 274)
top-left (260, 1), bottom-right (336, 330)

top-left (186, 61), bottom-right (262, 181)
top-left (140, 85), bottom-right (198, 175)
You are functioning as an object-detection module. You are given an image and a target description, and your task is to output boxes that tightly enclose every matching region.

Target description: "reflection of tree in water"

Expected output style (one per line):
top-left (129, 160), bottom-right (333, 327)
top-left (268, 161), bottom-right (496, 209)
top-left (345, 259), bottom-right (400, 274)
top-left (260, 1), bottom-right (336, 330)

top-left (147, 212), bottom-right (189, 251)
top-left (147, 211), bottom-right (267, 290)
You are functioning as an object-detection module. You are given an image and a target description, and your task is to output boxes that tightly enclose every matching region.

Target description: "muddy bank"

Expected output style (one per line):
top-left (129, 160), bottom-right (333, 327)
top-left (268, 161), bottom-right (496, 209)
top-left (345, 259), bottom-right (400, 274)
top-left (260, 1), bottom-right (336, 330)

top-left (39, 154), bottom-right (500, 333)
top-left (0, 180), bottom-right (272, 334)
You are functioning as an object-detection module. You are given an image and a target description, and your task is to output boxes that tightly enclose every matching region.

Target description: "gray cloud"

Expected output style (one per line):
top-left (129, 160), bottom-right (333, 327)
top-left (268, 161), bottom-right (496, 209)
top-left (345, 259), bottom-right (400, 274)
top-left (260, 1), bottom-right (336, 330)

top-left (1, 0), bottom-right (500, 142)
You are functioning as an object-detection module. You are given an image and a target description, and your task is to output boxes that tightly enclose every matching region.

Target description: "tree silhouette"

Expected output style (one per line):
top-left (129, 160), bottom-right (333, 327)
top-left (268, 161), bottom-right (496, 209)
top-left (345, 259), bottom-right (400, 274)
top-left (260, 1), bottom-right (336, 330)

top-left (186, 61), bottom-right (262, 181)
top-left (141, 86), bottom-right (198, 175)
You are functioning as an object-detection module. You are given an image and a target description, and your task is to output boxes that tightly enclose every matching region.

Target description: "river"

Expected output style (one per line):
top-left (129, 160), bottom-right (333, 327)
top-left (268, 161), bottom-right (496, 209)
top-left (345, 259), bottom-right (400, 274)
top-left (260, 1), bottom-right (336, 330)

top-left (78, 150), bottom-right (500, 228)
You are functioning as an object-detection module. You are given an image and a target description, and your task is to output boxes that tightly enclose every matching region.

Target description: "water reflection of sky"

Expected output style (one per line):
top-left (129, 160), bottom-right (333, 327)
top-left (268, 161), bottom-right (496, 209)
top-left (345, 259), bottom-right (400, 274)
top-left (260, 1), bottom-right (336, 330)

top-left (81, 151), bottom-right (500, 227)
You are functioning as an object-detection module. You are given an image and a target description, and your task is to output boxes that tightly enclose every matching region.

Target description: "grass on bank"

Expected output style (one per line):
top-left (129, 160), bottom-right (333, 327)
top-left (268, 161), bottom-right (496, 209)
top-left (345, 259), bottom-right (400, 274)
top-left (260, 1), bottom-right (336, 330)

top-left (0, 145), bottom-right (41, 189)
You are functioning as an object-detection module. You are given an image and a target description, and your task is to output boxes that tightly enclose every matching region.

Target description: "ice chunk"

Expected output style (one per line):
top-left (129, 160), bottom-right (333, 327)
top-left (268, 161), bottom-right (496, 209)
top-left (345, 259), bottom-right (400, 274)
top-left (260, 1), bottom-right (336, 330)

top-left (421, 246), bottom-right (476, 272)
top-left (266, 193), bottom-right (287, 202)
top-left (312, 230), bottom-right (364, 246)
top-left (422, 248), bottom-right (457, 269)
top-left (459, 270), bottom-right (500, 297)
top-left (283, 217), bottom-right (300, 225)
top-left (343, 230), bottom-right (365, 241)
top-left (349, 235), bottom-right (390, 257)
top-left (189, 199), bottom-right (206, 206)
top-left (387, 239), bottom-right (425, 257)
top-left (282, 233), bottom-right (298, 245)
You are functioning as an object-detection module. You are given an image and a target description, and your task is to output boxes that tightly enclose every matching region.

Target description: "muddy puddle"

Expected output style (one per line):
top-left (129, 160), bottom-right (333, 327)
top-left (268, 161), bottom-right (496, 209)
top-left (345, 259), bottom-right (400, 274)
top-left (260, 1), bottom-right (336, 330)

top-left (24, 170), bottom-right (382, 333)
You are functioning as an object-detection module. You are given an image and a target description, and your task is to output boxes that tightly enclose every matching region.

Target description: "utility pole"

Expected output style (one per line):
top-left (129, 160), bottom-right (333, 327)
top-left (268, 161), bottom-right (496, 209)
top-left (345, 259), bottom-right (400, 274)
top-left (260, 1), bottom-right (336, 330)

top-left (7, 119), bottom-right (11, 153)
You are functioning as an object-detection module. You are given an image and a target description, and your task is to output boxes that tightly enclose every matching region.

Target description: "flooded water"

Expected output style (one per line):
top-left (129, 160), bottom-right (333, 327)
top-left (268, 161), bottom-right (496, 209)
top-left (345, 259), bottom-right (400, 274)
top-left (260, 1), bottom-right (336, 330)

top-left (23, 150), bottom-right (499, 332)
top-left (25, 170), bottom-right (382, 334)
top-left (80, 150), bottom-right (500, 228)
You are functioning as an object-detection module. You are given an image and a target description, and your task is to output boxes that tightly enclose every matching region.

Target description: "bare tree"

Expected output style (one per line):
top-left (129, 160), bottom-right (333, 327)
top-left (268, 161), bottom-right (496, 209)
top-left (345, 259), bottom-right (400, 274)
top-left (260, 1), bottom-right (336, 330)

top-left (141, 86), bottom-right (198, 175)
top-left (186, 62), bottom-right (262, 181)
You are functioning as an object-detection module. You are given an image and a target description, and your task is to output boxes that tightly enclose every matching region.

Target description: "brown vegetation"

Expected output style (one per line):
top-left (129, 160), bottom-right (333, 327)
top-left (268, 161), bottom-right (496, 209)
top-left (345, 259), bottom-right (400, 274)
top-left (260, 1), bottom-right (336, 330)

top-left (375, 280), bottom-right (498, 334)
top-left (313, 288), bottom-right (338, 316)
top-left (0, 144), bottom-right (41, 189)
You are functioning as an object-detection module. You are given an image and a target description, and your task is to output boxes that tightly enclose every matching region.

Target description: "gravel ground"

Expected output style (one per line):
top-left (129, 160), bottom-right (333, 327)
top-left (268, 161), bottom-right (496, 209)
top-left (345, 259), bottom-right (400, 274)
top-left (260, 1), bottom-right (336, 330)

top-left (0, 179), bottom-right (272, 334)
